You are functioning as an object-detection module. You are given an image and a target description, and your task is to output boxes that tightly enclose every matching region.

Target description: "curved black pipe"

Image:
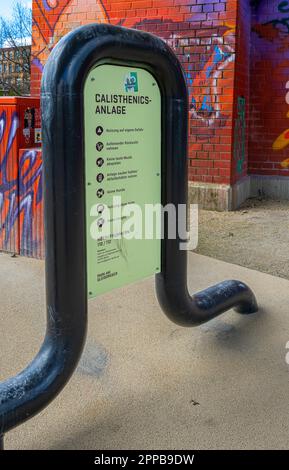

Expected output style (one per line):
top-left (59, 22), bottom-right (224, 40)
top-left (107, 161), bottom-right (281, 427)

top-left (156, 277), bottom-right (257, 327)
top-left (0, 27), bottom-right (90, 437)
top-left (0, 131), bottom-right (87, 435)
top-left (0, 328), bottom-right (86, 435)
top-left (153, 44), bottom-right (258, 325)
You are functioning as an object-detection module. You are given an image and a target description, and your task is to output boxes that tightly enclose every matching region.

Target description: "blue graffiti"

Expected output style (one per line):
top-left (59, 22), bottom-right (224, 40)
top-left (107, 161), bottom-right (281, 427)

top-left (0, 112), bottom-right (43, 252)
top-left (264, 1), bottom-right (289, 34)
top-left (185, 40), bottom-right (234, 126)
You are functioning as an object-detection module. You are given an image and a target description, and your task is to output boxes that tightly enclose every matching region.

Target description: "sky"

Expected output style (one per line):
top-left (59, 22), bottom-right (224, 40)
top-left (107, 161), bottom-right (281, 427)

top-left (0, 1), bottom-right (32, 19)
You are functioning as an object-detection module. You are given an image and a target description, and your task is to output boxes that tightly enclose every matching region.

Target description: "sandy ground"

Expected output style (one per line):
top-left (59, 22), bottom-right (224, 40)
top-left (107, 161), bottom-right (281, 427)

top-left (1, 252), bottom-right (289, 449)
top-left (1, 200), bottom-right (289, 449)
top-left (196, 198), bottom-right (289, 280)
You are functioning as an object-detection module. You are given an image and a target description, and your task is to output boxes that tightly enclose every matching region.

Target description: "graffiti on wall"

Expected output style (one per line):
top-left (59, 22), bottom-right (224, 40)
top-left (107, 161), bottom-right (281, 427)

top-left (186, 23), bottom-right (235, 141)
top-left (234, 97), bottom-right (246, 174)
top-left (32, 0), bottom-right (108, 73)
top-left (32, 0), bottom-right (236, 146)
top-left (268, 2), bottom-right (289, 170)
top-left (272, 81), bottom-right (289, 168)
top-left (18, 148), bottom-right (43, 257)
top-left (249, 0), bottom-right (289, 174)
top-left (0, 112), bottom-right (43, 255)
top-left (0, 111), bottom-right (19, 250)
top-left (266, 1), bottom-right (289, 35)
top-left (252, 0), bottom-right (289, 39)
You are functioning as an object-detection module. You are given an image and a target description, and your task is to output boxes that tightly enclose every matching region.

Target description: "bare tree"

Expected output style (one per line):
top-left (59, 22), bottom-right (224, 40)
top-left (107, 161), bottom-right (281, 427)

top-left (0, 2), bottom-right (32, 95)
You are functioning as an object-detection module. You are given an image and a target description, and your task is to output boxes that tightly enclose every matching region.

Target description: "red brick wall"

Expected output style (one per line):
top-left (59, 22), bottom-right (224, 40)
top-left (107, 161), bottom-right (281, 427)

top-left (249, 1), bottom-right (289, 176)
top-left (186, 0), bottom-right (237, 185)
top-left (32, 0), bottom-right (238, 185)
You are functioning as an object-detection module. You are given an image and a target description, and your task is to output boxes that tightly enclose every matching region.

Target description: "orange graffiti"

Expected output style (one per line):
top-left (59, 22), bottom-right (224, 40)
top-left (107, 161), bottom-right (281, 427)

top-left (33, 1), bottom-right (108, 71)
top-left (272, 104), bottom-right (289, 168)
top-left (273, 128), bottom-right (289, 150)
top-left (281, 157), bottom-right (289, 168)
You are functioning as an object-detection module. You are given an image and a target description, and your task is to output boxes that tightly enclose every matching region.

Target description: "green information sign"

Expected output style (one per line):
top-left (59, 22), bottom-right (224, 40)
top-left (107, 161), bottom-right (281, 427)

top-left (84, 64), bottom-right (161, 298)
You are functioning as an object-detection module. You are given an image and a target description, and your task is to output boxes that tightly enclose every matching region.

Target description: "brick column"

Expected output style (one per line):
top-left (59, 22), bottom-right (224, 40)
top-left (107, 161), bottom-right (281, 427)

top-left (32, 0), bottom-right (244, 210)
top-left (248, 1), bottom-right (289, 201)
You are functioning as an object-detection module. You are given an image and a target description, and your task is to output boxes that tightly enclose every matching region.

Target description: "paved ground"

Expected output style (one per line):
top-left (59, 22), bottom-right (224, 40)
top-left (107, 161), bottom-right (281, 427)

top-left (1, 251), bottom-right (289, 449)
top-left (196, 198), bottom-right (289, 279)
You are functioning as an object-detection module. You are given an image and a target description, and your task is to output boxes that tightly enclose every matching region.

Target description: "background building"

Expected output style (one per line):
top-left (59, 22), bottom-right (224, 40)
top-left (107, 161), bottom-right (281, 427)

top-left (0, 41), bottom-right (31, 95)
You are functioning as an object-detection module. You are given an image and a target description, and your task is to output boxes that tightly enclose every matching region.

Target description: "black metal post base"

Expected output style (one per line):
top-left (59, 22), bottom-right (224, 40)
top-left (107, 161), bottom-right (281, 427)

top-left (156, 276), bottom-right (258, 327)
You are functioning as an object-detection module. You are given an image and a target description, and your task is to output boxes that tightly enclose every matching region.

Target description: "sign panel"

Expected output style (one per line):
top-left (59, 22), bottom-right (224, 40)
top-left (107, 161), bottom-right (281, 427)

top-left (84, 64), bottom-right (161, 298)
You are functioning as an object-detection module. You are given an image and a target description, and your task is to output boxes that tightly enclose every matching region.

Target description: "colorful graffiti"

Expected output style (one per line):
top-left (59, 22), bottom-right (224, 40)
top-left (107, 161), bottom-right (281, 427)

top-left (249, 0), bottom-right (289, 175)
top-left (265, 2), bottom-right (289, 169)
top-left (0, 111), bottom-right (19, 252)
top-left (272, 81), bottom-right (289, 168)
top-left (32, 0), bottom-right (108, 74)
top-left (32, 0), bottom-right (237, 188)
top-left (186, 23), bottom-right (235, 141)
top-left (266, 1), bottom-right (289, 35)
top-left (252, 0), bottom-right (289, 39)
top-left (0, 112), bottom-right (43, 257)
top-left (18, 148), bottom-right (43, 257)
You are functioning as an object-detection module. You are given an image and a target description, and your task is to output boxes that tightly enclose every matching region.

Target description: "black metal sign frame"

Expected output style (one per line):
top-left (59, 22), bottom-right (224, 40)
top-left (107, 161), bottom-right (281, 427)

top-left (0, 24), bottom-right (258, 448)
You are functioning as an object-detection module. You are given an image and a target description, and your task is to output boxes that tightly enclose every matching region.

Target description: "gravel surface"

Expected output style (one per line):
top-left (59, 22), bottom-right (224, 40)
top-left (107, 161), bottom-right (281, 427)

top-left (195, 198), bottom-right (289, 280)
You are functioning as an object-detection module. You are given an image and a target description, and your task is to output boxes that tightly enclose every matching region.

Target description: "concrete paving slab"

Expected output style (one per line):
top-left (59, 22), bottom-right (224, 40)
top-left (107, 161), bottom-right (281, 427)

top-left (0, 251), bottom-right (289, 450)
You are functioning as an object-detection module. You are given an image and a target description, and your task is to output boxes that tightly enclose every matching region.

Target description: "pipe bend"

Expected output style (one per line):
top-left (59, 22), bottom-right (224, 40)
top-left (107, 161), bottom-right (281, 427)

top-left (0, 319), bottom-right (86, 434)
top-left (155, 275), bottom-right (258, 327)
